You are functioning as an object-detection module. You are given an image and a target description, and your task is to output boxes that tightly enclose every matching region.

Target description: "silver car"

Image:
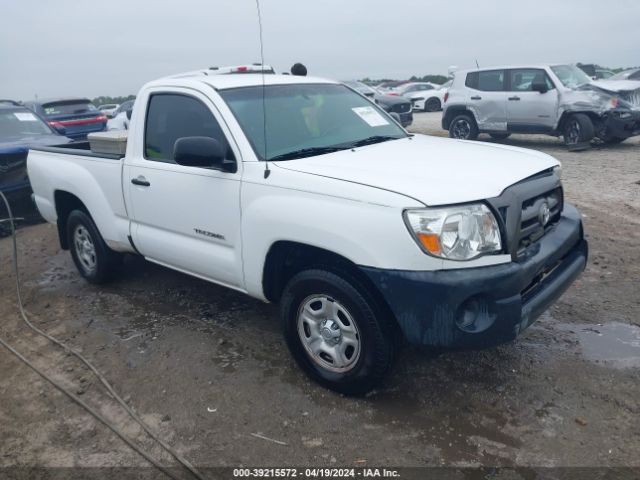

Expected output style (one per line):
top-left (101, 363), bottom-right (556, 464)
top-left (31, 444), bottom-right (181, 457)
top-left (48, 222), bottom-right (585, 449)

top-left (442, 64), bottom-right (640, 150)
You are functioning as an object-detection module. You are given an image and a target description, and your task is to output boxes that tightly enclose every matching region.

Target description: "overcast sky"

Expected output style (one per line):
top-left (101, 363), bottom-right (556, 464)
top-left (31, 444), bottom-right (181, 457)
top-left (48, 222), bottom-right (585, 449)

top-left (1, 0), bottom-right (639, 100)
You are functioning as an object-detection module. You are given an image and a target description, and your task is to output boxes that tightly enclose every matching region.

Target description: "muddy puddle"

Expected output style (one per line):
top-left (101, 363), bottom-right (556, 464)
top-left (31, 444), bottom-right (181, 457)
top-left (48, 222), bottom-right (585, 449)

top-left (557, 322), bottom-right (640, 369)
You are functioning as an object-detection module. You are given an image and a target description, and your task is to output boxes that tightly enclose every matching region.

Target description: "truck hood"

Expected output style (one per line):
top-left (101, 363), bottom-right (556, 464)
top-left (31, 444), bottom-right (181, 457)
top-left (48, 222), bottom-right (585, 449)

top-left (590, 79), bottom-right (640, 93)
top-left (273, 134), bottom-right (559, 206)
top-left (577, 81), bottom-right (640, 110)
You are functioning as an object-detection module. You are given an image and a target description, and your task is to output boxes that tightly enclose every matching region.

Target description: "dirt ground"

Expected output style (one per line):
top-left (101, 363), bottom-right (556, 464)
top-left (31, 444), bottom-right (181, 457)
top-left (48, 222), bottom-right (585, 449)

top-left (1, 113), bottom-right (639, 475)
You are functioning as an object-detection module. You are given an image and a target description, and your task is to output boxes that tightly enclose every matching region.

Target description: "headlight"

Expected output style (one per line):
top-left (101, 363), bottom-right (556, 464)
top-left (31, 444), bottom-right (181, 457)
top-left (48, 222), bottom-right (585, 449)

top-left (553, 164), bottom-right (562, 179)
top-left (404, 204), bottom-right (502, 260)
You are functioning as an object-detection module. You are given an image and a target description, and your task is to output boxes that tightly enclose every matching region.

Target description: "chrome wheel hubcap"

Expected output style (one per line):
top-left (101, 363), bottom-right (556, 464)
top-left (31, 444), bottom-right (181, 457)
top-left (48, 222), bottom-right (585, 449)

top-left (297, 295), bottom-right (361, 372)
top-left (74, 225), bottom-right (97, 273)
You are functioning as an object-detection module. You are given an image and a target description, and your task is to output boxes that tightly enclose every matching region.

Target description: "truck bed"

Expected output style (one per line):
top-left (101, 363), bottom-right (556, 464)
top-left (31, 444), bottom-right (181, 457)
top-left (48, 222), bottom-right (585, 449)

top-left (30, 141), bottom-right (124, 160)
top-left (27, 142), bottom-right (133, 253)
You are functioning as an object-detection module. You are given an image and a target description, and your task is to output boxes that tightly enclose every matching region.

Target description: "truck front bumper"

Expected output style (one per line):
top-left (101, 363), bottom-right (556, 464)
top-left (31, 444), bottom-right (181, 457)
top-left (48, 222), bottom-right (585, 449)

top-left (603, 109), bottom-right (640, 139)
top-left (360, 204), bottom-right (587, 349)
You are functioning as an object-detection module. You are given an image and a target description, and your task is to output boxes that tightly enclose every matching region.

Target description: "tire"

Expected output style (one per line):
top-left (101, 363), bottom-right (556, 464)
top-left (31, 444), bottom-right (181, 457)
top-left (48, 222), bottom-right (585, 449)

top-left (489, 133), bottom-right (511, 140)
top-left (67, 210), bottom-right (121, 284)
top-left (449, 113), bottom-right (479, 140)
top-left (563, 113), bottom-right (594, 150)
top-left (424, 97), bottom-right (441, 112)
top-left (280, 268), bottom-right (395, 395)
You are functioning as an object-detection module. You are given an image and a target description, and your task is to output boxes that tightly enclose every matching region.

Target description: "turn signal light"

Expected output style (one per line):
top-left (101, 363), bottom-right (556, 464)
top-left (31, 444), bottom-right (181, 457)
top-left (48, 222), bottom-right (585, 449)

top-left (417, 233), bottom-right (441, 254)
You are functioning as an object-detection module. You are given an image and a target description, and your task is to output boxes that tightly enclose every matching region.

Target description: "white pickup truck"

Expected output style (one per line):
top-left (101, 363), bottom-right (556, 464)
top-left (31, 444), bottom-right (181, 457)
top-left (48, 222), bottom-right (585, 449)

top-left (27, 66), bottom-right (588, 394)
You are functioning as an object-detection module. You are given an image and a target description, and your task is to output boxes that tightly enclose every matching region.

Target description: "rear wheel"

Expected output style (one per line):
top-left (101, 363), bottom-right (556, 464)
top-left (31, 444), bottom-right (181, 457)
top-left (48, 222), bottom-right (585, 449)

top-left (424, 97), bottom-right (441, 112)
top-left (449, 113), bottom-right (479, 140)
top-left (281, 268), bottom-right (395, 395)
top-left (67, 210), bottom-right (121, 284)
top-left (489, 133), bottom-right (511, 140)
top-left (563, 113), bottom-right (594, 150)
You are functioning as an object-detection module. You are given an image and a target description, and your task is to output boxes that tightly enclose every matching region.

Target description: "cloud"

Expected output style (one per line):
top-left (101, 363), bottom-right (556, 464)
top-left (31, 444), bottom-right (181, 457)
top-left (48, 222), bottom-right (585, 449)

top-left (1, 0), bottom-right (638, 100)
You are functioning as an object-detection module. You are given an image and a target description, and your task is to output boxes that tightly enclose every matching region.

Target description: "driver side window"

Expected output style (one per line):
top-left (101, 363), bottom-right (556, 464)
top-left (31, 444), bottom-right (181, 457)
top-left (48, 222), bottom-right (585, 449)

top-left (144, 93), bottom-right (233, 163)
top-left (509, 69), bottom-right (555, 92)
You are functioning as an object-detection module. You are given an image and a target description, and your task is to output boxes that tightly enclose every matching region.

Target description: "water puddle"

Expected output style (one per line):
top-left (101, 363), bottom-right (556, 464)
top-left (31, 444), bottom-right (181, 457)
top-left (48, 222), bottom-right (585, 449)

top-left (558, 322), bottom-right (640, 369)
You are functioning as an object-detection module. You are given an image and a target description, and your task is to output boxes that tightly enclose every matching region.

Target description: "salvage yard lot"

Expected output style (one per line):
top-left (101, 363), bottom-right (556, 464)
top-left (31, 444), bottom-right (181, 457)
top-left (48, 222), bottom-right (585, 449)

top-left (1, 112), bottom-right (639, 469)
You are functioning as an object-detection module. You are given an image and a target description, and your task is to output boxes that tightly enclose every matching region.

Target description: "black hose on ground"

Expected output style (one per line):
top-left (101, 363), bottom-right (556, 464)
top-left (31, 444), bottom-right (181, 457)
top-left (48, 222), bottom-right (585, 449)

top-left (0, 190), bottom-right (207, 480)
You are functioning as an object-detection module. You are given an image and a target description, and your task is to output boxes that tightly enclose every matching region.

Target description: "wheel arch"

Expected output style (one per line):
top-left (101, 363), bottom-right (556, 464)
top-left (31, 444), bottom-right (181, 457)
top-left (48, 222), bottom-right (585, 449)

top-left (442, 106), bottom-right (476, 129)
top-left (54, 190), bottom-right (90, 250)
top-left (556, 110), bottom-right (600, 132)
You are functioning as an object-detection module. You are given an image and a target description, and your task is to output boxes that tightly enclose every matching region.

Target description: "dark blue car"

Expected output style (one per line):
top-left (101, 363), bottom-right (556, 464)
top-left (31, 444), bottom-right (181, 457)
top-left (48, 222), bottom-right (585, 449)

top-left (0, 102), bottom-right (72, 225)
top-left (23, 97), bottom-right (107, 140)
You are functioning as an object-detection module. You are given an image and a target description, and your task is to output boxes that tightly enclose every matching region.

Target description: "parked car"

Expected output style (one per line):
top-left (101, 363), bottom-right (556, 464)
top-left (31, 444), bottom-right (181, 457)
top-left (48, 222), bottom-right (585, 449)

top-left (111, 100), bottom-right (135, 118)
top-left (23, 98), bottom-right (107, 140)
top-left (0, 103), bottom-right (71, 228)
top-left (374, 81), bottom-right (409, 94)
top-left (343, 81), bottom-right (413, 127)
top-left (608, 68), bottom-right (640, 81)
top-left (98, 103), bottom-right (120, 118)
top-left (387, 82), bottom-right (439, 97)
top-left (406, 80), bottom-right (452, 112)
top-left (443, 64), bottom-right (640, 149)
top-left (28, 69), bottom-right (587, 394)
top-left (107, 100), bottom-right (135, 130)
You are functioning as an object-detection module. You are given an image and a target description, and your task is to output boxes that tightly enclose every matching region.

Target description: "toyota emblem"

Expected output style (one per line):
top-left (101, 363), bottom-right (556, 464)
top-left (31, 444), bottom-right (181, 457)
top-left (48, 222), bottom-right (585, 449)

top-left (539, 202), bottom-right (550, 227)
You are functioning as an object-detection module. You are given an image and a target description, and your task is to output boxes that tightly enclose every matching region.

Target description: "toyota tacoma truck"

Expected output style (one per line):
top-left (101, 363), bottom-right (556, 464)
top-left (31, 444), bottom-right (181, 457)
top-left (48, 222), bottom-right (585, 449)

top-left (27, 66), bottom-right (588, 394)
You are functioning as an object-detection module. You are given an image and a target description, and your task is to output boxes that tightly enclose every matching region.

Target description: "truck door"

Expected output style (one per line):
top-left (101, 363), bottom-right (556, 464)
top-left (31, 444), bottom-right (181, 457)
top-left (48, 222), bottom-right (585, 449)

top-left (506, 68), bottom-right (558, 132)
top-left (124, 88), bottom-right (244, 290)
top-left (465, 69), bottom-right (508, 132)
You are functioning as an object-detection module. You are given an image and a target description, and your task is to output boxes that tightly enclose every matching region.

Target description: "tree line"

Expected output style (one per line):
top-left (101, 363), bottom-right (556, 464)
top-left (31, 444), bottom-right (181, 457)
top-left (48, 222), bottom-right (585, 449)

top-left (92, 95), bottom-right (135, 106)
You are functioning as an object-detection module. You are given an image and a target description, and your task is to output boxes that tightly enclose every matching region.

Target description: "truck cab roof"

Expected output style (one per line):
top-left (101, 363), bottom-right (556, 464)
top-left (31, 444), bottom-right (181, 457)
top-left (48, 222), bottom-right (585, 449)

top-left (148, 72), bottom-right (338, 92)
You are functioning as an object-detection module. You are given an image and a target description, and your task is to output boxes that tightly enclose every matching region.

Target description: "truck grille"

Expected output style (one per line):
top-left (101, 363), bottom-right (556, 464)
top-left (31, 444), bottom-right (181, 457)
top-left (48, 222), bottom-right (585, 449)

top-left (517, 187), bottom-right (563, 252)
top-left (487, 171), bottom-right (564, 261)
top-left (619, 89), bottom-right (640, 108)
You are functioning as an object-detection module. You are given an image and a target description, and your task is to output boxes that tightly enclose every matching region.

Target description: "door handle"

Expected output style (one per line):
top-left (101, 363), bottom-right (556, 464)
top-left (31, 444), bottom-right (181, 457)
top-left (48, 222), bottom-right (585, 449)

top-left (508, 96), bottom-right (521, 101)
top-left (470, 96), bottom-right (482, 100)
top-left (131, 176), bottom-right (150, 187)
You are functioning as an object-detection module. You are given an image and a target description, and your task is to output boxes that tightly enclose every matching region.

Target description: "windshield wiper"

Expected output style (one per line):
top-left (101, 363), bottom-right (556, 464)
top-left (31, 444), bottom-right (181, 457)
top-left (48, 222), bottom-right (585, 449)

top-left (348, 135), bottom-right (402, 148)
top-left (269, 146), bottom-right (348, 161)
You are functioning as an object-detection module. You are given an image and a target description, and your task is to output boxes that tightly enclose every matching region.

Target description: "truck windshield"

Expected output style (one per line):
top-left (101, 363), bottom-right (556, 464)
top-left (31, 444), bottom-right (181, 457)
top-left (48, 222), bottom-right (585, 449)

top-left (551, 65), bottom-right (592, 89)
top-left (219, 84), bottom-right (407, 161)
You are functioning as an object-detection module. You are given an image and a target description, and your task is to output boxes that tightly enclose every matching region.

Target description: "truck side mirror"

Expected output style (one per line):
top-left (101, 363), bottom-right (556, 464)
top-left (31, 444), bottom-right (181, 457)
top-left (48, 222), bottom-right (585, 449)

top-left (532, 81), bottom-right (549, 94)
top-left (173, 136), bottom-right (236, 173)
top-left (126, 109), bottom-right (132, 120)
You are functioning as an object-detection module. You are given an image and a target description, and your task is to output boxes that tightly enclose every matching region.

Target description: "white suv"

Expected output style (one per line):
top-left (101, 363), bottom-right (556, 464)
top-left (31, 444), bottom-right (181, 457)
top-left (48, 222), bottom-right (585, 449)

top-left (442, 64), bottom-right (640, 150)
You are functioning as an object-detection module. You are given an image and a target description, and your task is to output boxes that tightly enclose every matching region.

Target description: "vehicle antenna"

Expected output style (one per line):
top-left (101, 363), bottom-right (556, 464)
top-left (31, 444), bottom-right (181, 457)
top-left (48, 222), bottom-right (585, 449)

top-left (255, 0), bottom-right (270, 179)
top-left (475, 59), bottom-right (480, 69)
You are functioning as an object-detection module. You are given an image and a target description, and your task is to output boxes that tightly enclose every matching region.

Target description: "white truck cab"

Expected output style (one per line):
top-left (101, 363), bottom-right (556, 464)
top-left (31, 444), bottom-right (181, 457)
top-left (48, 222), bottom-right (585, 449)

top-left (27, 68), bottom-right (588, 394)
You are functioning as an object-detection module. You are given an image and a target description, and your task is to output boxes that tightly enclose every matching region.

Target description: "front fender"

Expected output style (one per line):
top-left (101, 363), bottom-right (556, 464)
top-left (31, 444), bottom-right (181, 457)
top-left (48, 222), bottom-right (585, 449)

top-left (240, 181), bottom-right (440, 300)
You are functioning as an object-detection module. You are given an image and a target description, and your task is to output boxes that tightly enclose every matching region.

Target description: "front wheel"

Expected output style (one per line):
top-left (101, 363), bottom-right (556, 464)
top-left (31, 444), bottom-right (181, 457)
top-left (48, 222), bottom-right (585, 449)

top-left (449, 113), bottom-right (479, 140)
top-left (563, 113), bottom-right (594, 150)
top-left (67, 210), bottom-right (121, 284)
top-left (281, 269), bottom-right (395, 395)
